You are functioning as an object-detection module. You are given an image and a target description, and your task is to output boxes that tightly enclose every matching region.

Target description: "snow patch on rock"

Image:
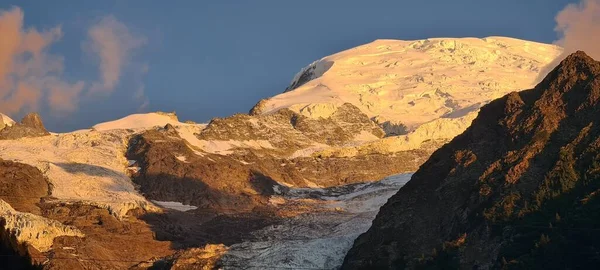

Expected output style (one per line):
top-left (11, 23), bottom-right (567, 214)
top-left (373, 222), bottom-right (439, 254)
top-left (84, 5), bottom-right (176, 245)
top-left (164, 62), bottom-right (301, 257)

top-left (289, 103), bottom-right (339, 119)
top-left (175, 155), bottom-right (189, 163)
top-left (151, 200), bottom-right (198, 212)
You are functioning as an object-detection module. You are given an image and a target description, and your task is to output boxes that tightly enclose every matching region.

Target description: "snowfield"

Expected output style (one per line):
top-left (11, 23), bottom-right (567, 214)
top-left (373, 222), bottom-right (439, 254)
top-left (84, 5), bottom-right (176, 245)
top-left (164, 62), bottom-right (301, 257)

top-left (221, 173), bottom-right (412, 269)
top-left (0, 130), bottom-right (157, 217)
top-left (0, 113), bottom-right (209, 218)
top-left (151, 200), bottom-right (198, 211)
top-left (259, 36), bottom-right (562, 135)
top-left (92, 112), bottom-right (183, 131)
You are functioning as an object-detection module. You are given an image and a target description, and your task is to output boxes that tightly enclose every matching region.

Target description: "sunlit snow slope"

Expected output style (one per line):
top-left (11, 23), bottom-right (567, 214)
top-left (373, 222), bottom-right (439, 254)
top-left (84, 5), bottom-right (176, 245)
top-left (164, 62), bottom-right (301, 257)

top-left (257, 37), bottom-right (562, 134)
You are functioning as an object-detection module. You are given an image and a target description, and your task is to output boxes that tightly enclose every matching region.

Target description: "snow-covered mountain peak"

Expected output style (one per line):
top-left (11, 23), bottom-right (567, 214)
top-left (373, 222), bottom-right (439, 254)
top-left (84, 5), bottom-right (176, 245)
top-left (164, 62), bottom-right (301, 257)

top-left (92, 111), bottom-right (181, 131)
top-left (257, 36), bottom-right (562, 133)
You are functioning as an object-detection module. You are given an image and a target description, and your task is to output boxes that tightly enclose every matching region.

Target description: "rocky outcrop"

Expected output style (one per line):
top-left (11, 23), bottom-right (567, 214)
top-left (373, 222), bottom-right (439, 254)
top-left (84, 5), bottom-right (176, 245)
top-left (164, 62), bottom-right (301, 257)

top-left (20, 113), bottom-right (47, 131)
top-left (342, 51), bottom-right (600, 269)
top-left (0, 160), bottom-right (50, 214)
top-left (248, 98), bottom-right (269, 115)
top-left (0, 113), bottom-right (50, 140)
top-left (127, 126), bottom-right (273, 211)
top-left (169, 244), bottom-right (228, 270)
top-left (132, 244), bottom-right (228, 270)
top-left (155, 111), bottom-right (179, 121)
top-left (200, 103), bottom-right (385, 157)
top-left (283, 59), bottom-right (333, 92)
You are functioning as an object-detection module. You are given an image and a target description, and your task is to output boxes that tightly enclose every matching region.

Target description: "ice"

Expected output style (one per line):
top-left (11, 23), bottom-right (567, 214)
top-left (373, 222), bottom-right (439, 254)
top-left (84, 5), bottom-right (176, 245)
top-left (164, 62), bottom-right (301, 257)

top-left (221, 173), bottom-right (413, 269)
top-left (151, 200), bottom-right (198, 212)
top-left (260, 36), bottom-right (562, 138)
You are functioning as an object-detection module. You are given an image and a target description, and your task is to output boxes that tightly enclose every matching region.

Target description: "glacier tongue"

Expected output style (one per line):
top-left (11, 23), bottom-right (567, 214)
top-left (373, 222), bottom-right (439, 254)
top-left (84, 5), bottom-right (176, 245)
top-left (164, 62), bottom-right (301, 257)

top-left (220, 173), bottom-right (412, 269)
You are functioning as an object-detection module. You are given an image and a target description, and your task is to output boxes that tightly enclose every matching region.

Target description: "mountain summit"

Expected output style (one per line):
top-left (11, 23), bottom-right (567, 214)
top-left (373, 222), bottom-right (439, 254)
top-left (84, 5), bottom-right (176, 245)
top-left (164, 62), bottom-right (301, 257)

top-left (342, 51), bottom-right (600, 269)
top-left (252, 37), bottom-right (562, 135)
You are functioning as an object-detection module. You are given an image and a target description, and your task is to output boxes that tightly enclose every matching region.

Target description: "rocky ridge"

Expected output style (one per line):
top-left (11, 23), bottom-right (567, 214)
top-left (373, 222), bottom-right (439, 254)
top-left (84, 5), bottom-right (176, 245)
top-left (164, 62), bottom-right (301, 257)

top-left (0, 113), bottom-right (50, 140)
top-left (342, 51), bottom-right (600, 269)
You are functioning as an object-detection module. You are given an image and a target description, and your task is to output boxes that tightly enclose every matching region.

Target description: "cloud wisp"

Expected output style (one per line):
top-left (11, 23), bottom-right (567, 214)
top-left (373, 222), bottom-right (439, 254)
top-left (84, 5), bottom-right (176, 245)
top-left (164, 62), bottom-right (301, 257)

top-left (0, 7), bottom-right (149, 118)
top-left (85, 15), bottom-right (147, 96)
top-left (0, 7), bottom-right (84, 114)
top-left (538, 0), bottom-right (600, 80)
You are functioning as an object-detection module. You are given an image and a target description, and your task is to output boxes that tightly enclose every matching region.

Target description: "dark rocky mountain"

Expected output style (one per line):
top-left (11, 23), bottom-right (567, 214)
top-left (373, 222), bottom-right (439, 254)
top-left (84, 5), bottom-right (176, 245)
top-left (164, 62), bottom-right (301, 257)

top-left (342, 51), bottom-right (600, 269)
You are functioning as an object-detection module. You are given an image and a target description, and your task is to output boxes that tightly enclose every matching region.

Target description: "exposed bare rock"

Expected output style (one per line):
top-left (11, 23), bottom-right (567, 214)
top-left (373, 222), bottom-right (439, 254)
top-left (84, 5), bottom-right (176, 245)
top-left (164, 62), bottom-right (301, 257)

top-left (21, 113), bottom-right (47, 131)
top-left (248, 98), bottom-right (269, 115)
top-left (0, 113), bottom-right (50, 140)
top-left (155, 111), bottom-right (179, 121)
top-left (0, 160), bottom-right (49, 214)
top-left (203, 103), bottom-right (383, 152)
top-left (38, 204), bottom-right (173, 270)
top-left (169, 244), bottom-right (228, 270)
top-left (0, 160), bottom-right (83, 255)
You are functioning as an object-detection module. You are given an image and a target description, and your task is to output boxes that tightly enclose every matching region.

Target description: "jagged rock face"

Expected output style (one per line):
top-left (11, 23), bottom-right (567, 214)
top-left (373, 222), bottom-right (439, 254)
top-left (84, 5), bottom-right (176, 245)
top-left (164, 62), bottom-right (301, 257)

top-left (0, 113), bottom-right (50, 140)
top-left (200, 103), bottom-right (385, 157)
top-left (284, 59), bottom-right (334, 92)
top-left (21, 113), bottom-right (47, 131)
top-left (342, 51), bottom-right (600, 269)
top-left (248, 98), bottom-right (269, 115)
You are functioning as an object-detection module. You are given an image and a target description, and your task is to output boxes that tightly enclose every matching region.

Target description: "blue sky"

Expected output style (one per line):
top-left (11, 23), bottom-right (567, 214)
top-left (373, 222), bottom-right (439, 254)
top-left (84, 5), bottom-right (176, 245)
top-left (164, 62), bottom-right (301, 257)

top-left (0, 0), bottom-right (578, 131)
